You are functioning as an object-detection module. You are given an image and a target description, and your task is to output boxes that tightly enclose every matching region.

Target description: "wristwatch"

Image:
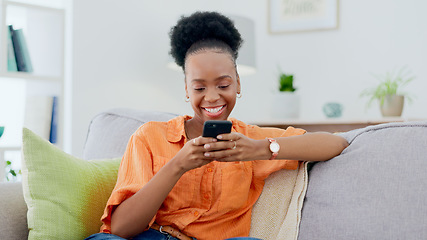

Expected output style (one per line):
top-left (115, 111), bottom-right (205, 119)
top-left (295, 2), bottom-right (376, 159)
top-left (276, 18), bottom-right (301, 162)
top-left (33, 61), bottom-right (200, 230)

top-left (267, 138), bottom-right (280, 160)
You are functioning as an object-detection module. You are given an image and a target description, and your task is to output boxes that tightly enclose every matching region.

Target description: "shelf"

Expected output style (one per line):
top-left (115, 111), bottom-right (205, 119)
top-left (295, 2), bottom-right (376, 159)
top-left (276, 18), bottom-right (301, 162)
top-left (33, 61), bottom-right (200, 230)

top-left (5, 0), bottom-right (67, 10)
top-left (2, 1), bottom-right (65, 77)
top-left (0, 71), bottom-right (62, 81)
top-left (0, 0), bottom-right (66, 150)
top-left (250, 117), bottom-right (416, 126)
top-left (250, 118), bottom-right (424, 133)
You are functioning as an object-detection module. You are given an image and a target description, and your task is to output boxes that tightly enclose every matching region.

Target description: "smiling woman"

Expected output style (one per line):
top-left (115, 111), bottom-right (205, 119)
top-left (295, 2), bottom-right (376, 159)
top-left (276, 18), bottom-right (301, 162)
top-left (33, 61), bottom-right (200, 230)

top-left (85, 11), bottom-right (348, 240)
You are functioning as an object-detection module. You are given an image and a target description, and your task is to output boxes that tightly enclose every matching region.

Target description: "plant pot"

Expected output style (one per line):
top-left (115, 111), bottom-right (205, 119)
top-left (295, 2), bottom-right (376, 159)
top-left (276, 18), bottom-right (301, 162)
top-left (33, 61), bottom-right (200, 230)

top-left (380, 95), bottom-right (404, 117)
top-left (272, 92), bottom-right (300, 119)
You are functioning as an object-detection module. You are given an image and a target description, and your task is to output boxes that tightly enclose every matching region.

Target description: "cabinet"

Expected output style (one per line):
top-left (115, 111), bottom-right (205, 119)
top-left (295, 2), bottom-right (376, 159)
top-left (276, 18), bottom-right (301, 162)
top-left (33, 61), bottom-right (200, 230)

top-left (251, 118), bottom-right (422, 133)
top-left (0, 0), bottom-right (69, 182)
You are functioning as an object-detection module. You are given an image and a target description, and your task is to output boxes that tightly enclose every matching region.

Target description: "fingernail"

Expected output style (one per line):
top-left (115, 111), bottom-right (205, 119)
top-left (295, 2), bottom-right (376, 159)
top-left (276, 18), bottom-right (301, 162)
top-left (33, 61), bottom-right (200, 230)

top-left (204, 144), bottom-right (210, 149)
top-left (217, 135), bottom-right (223, 139)
top-left (204, 152), bottom-right (210, 157)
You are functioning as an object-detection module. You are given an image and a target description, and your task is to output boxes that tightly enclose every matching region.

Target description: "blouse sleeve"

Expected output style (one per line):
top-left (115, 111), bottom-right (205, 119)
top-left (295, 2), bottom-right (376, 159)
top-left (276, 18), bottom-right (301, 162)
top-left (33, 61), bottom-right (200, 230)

top-left (253, 126), bottom-right (306, 181)
top-left (100, 131), bottom-right (156, 233)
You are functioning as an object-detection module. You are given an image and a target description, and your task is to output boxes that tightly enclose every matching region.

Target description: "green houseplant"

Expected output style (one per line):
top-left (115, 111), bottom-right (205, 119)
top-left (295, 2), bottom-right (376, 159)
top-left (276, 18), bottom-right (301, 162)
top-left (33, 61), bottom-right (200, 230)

top-left (272, 71), bottom-right (299, 119)
top-left (361, 67), bottom-right (415, 117)
top-left (5, 160), bottom-right (21, 182)
top-left (279, 73), bottom-right (296, 92)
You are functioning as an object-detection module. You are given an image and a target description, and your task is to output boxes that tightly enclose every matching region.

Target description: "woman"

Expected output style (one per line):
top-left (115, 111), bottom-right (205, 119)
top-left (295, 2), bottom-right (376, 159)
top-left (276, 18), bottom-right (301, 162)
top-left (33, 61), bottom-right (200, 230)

top-left (86, 11), bottom-right (348, 240)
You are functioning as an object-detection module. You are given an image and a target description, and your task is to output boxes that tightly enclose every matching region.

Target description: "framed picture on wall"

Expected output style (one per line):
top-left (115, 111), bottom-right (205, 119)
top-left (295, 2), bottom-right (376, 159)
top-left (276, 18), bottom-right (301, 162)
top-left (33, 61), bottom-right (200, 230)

top-left (269, 0), bottom-right (339, 33)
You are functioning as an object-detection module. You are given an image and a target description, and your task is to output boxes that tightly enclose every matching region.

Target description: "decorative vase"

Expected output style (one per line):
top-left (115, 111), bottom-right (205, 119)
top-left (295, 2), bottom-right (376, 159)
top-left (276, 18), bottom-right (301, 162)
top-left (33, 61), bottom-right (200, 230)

top-left (323, 102), bottom-right (343, 118)
top-left (272, 92), bottom-right (300, 119)
top-left (380, 95), bottom-right (404, 117)
top-left (0, 126), bottom-right (4, 139)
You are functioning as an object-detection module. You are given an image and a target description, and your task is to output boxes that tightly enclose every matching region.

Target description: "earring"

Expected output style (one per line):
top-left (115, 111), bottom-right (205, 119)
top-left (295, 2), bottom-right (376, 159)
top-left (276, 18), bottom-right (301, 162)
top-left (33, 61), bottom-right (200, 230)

top-left (185, 96), bottom-right (190, 102)
top-left (236, 92), bottom-right (242, 98)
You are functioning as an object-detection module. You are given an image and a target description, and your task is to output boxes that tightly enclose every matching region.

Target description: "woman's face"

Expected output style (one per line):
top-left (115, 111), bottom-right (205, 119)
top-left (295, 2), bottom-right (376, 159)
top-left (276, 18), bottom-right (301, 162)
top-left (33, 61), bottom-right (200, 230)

top-left (185, 50), bottom-right (240, 123)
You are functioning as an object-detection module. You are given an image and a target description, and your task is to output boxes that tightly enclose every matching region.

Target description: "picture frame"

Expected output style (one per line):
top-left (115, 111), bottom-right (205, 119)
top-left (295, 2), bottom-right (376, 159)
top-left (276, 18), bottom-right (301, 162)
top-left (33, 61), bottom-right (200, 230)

top-left (268, 0), bottom-right (339, 34)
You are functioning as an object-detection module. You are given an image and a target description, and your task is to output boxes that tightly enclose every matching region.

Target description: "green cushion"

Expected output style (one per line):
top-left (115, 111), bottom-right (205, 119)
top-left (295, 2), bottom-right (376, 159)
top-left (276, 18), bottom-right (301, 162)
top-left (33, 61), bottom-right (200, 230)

top-left (21, 128), bottom-right (121, 240)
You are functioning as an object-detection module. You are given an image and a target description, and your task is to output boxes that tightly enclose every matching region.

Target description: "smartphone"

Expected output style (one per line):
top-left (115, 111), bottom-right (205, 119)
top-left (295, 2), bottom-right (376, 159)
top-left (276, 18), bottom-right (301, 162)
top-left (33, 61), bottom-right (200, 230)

top-left (202, 120), bottom-right (232, 139)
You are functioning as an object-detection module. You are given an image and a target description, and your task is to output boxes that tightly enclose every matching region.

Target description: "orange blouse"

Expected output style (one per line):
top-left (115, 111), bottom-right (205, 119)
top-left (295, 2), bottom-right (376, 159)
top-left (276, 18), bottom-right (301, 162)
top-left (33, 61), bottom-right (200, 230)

top-left (100, 115), bottom-right (306, 239)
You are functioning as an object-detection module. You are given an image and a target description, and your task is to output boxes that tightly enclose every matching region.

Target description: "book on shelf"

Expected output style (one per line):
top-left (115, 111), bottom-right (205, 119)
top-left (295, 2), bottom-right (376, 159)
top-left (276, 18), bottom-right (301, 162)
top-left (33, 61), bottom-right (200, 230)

top-left (7, 26), bottom-right (18, 72)
top-left (49, 96), bottom-right (58, 144)
top-left (9, 25), bottom-right (33, 73)
top-left (24, 96), bottom-right (58, 143)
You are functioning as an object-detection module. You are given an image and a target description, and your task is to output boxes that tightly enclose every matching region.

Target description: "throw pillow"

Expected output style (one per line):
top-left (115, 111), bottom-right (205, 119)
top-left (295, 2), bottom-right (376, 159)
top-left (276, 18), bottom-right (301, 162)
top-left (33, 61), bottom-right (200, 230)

top-left (21, 128), bottom-right (121, 240)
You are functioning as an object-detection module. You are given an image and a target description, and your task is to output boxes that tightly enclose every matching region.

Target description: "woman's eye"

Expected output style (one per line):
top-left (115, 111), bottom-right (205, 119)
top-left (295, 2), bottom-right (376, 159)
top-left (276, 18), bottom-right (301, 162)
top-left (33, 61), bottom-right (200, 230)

top-left (194, 87), bottom-right (205, 91)
top-left (218, 85), bottom-right (230, 89)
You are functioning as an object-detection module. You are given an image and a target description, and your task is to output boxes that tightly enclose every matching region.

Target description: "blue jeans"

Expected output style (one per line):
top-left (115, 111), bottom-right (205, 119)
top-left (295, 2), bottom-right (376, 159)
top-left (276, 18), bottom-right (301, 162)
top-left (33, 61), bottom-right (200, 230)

top-left (85, 230), bottom-right (262, 240)
top-left (85, 229), bottom-right (187, 240)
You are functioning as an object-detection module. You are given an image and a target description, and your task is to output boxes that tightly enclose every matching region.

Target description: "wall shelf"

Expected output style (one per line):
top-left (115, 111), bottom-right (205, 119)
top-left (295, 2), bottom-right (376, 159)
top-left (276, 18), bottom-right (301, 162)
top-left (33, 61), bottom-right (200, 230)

top-left (0, 0), bottom-right (69, 182)
top-left (0, 0), bottom-right (67, 148)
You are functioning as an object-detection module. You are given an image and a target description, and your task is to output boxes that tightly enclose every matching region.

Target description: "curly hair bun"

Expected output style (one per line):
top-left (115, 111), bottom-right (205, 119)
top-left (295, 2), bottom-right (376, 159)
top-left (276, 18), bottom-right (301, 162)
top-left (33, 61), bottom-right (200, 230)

top-left (169, 11), bottom-right (243, 68)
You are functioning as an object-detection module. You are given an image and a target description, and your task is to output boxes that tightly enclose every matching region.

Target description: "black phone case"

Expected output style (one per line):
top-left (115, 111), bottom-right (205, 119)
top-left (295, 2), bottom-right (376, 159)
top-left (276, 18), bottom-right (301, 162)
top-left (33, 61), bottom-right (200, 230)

top-left (202, 120), bottom-right (232, 138)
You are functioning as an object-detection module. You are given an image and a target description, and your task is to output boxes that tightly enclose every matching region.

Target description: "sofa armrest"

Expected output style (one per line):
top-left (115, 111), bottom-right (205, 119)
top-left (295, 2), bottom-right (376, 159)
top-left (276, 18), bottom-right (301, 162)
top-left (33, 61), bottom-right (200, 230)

top-left (299, 121), bottom-right (427, 239)
top-left (0, 182), bottom-right (28, 240)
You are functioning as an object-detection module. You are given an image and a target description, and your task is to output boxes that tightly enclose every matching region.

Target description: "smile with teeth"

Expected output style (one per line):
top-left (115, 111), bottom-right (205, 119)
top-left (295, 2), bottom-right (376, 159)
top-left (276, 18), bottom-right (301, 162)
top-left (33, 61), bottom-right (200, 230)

top-left (203, 106), bottom-right (224, 113)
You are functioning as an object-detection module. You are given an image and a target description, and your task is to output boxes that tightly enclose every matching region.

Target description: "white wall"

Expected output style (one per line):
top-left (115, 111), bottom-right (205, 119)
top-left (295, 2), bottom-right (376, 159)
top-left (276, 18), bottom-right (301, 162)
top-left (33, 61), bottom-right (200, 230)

top-left (72, 0), bottom-right (427, 156)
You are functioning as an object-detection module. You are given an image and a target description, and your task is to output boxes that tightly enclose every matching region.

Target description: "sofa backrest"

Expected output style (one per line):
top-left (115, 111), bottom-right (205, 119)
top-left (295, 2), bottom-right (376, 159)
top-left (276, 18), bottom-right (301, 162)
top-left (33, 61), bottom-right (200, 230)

top-left (83, 108), bottom-right (177, 160)
top-left (299, 121), bottom-right (427, 239)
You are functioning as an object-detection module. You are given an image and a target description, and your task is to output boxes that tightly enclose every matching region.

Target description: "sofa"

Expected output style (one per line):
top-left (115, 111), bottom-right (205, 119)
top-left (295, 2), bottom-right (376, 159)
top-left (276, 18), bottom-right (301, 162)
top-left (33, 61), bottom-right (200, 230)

top-left (1, 108), bottom-right (426, 240)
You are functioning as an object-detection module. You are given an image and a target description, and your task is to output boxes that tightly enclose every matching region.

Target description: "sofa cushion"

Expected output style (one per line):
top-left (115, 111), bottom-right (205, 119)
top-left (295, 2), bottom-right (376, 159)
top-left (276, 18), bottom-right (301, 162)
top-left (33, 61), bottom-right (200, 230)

top-left (0, 182), bottom-right (28, 240)
top-left (299, 121), bottom-right (427, 239)
top-left (22, 128), bottom-right (121, 240)
top-left (83, 108), bottom-right (177, 160)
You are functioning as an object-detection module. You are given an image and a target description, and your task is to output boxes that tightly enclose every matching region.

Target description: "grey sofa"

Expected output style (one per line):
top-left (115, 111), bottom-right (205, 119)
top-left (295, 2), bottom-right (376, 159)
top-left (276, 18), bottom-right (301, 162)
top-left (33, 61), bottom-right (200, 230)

top-left (1, 108), bottom-right (426, 240)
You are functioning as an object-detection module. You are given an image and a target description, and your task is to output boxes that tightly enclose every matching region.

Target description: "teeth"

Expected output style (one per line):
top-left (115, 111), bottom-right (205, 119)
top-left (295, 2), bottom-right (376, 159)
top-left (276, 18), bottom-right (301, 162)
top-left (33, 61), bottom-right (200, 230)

top-left (205, 106), bottom-right (223, 113)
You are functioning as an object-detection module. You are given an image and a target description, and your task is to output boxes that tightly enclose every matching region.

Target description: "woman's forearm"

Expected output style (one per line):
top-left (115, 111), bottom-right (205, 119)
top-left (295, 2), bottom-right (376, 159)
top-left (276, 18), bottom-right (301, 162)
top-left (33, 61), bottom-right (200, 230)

top-left (110, 159), bottom-right (185, 238)
top-left (273, 132), bottom-right (348, 162)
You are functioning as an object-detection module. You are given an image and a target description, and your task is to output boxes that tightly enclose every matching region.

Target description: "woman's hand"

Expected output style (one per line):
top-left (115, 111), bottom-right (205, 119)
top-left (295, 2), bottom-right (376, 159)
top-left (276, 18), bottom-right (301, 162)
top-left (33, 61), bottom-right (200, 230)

top-left (172, 137), bottom-right (221, 172)
top-left (202, 133), bottom-right (269, 162)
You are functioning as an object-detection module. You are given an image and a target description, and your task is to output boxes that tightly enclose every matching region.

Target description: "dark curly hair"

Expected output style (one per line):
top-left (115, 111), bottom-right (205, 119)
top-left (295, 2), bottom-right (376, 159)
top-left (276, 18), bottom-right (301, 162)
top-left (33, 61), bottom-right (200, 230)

top-left (169, 11), bottom-right (243, 71)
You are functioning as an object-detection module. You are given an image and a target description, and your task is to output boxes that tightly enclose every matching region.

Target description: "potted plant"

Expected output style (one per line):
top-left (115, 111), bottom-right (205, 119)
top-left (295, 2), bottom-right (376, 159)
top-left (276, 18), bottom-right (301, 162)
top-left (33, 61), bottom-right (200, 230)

top-left (5, 160), bottom-right (21, 182)
top-left (279, 73), bottom-right (296, 92)
top-left (360, 67), bottom-right (415, 117)
top-left (272, 71), bottom-right (300, 119)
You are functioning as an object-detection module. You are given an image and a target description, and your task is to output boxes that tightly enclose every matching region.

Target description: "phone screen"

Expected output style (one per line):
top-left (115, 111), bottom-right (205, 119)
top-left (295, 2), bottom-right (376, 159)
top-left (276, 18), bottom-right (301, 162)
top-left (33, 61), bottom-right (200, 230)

top-left (202, 120), bottom-right (232, 139)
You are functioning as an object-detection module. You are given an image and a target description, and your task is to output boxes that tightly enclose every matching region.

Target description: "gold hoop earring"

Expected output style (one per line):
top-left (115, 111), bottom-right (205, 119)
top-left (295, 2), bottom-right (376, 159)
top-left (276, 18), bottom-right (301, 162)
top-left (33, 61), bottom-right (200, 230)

top-left (185, 96), bottom-right (190, 102)
top-left (237, 93), bottom-right (242, 98)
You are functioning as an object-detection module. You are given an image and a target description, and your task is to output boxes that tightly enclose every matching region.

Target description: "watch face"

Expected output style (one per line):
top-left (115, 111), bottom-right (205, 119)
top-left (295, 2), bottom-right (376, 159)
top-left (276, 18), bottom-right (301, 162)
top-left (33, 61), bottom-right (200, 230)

top-left (270, 142), bottom-right (280, 153)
